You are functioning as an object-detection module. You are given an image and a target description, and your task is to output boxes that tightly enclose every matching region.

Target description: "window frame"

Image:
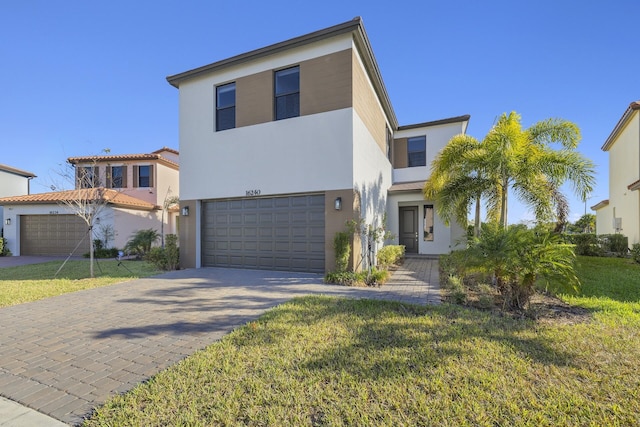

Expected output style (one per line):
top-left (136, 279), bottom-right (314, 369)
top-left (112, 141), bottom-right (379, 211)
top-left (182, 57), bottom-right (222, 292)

top-left (274, 66), bottom-right (300, 120)
top-left (134, 165), bottom-right (153, 188)
top-left (424, 204), bottom-right (434, 241)
top-left (407, 135), bottom-right (427, 168)
top-left (216, 82), bottom-right (236, 131)
top-left (108, 165), bottom-right (126, 189)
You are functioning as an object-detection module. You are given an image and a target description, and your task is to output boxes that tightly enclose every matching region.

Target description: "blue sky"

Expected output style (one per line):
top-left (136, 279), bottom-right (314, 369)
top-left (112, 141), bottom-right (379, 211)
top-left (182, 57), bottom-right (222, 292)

top-left (2, 1), bottom-right (638, 224)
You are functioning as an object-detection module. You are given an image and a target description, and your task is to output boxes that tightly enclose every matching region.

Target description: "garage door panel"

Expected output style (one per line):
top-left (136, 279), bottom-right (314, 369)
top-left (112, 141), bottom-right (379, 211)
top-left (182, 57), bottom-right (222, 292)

top-left (202, 194), bottom-right (325, 273)
top-left (20, 215), bottom-right (89, 256)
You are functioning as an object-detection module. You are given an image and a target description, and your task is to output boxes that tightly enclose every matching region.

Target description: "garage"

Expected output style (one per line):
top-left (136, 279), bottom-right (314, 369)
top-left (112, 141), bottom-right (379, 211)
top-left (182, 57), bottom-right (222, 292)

top-left (202, 194), bottom-right (325, 273)
top-left (20, 215), bottom-right (89, 256)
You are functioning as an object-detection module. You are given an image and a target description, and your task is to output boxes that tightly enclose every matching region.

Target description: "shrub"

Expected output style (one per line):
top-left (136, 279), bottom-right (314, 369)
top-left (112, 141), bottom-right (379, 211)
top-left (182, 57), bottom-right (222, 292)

top-left (600, 234), bottom-right (629, 257)
top-left (145, 234), bottom-right (179, 270)
top-left (324, 271), bottom-right (359, 286)
top-left (377, 245), bottom-right (405, 269)
top-left (566, 233), bottom-right (603, 257)
top-left (125, 229), bottom-right (159, 257)
top-left (333, 231), bottom-right (351, 272)
top-left (631, 243), bottom-right (640, 264)
top-left (84, 248), bottom-right (120, 259)
top-left (0, 237), bottom-right (10, 256)
top-left (364, 267), bottom-right (390, 286)
top-left (446, 275), bottom-right (467, 304)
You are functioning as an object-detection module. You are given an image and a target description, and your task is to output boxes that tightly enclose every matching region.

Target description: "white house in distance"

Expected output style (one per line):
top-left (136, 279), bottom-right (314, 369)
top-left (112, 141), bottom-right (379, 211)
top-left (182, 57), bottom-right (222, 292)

top-left (0, 148), bottom-right (179, 256)
top-left (0, 163), bottom-right (36, 234)
top-left (592, 101), bottom-right (640, 245)
top-left (167, 17), bottom-right (468, 273)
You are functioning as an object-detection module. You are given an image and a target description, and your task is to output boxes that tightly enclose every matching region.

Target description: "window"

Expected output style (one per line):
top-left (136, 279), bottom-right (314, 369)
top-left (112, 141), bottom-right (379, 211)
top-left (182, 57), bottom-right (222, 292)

top-left (108, 166), bottom-right (126, 188)
top-left (78, 166), bottom-right (98, 188)
top-left (133, 165), bottom-right (153, 188)
top-left (216, 82), bottom-right (236, 131)
top-left (424, 205), bottom-right (434, 241)
top-left (408, 136), bottom-right (426, 167)
top-left (275, 66), bottom-right (300, 120)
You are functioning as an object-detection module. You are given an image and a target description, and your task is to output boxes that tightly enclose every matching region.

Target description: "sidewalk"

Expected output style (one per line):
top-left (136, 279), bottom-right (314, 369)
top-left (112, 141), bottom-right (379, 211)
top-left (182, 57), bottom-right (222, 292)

top-left (0, 257), bottom-right (439, 426)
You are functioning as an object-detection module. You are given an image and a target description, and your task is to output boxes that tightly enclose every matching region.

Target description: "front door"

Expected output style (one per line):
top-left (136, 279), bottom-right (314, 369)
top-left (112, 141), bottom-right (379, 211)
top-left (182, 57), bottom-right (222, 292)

top-left (399, 206), bottom-right (418, 254)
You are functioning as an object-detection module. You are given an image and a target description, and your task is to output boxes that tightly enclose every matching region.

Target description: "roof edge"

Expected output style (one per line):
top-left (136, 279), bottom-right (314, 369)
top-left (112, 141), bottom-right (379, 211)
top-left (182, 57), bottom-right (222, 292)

top-left (590, 199), bottom-right (610, 211)
top-left (0, 164), bottom-right (36, 178)
top-left (601, 101), bottom-right (640, 151)
top-left (397, 115), bottom-right (471, 131)
top-left (166, 18), bottom-right (363, 88)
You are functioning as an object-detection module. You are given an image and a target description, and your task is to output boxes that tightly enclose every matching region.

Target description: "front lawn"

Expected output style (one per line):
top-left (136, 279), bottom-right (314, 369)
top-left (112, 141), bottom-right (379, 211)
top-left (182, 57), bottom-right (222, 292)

top-left (0, 260), bottom-right (160, 307)
top-left (84, 257), bottom-right (640, 426)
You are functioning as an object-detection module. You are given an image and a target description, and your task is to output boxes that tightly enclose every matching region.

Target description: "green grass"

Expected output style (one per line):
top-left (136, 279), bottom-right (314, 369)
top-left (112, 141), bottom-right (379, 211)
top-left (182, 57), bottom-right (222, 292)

top-left (84, 256), bottom-right (640, 426)
top-left (563, 256), bottom-right (640, 321)
top-left (0, 260), bottom-right (160, 307)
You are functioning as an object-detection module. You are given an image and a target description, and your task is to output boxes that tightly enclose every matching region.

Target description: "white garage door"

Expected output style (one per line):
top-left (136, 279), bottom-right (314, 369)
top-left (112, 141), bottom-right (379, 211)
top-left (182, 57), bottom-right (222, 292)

top-left (202, 195), bottom-right (325, 273)
top-left (20, 215), bottom-right (89, 256)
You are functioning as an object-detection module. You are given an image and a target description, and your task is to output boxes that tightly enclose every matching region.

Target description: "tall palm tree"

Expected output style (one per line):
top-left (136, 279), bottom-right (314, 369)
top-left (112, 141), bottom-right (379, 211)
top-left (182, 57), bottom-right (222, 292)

top-left (424, 134), bottom-right (497, 238)
top-left (426, 111), bottom-right (595, 230)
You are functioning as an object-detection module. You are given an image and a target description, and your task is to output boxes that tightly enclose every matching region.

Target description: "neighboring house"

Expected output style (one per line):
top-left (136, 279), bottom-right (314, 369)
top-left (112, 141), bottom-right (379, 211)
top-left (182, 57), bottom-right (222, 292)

top-left (167, 17), bottom-right (469, 273)
top-left (592, 101), bottom-right (640, 244)
top-left (0, 163), bottom-right (36, 235)
top-left (0, 148), bottom-right (179, 256)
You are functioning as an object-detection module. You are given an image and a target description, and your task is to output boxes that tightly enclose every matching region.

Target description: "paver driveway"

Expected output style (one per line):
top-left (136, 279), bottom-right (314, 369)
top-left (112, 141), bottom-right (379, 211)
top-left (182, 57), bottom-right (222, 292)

top-left (0, 259), bottom-right (439, 425)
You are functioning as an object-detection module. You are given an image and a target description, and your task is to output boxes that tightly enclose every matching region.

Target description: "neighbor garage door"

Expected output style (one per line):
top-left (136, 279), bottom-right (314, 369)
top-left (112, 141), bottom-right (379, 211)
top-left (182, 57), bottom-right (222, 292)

top-left (202, 194), bottom-right (325, 273)
top-left (20, 215), bottom-right (89, 256)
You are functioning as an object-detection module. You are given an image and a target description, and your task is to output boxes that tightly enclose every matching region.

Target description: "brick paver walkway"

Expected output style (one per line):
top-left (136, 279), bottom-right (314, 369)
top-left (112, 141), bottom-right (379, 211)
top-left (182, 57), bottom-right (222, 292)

top-left (0, 258), bottom-right (439, 426)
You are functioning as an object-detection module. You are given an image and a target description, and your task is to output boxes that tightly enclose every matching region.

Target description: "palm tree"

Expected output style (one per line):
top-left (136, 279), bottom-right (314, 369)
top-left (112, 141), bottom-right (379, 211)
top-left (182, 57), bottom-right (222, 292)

top-left (425, 111), bottom-right (595, 230)
top-left (484, 112), bottom-right (594, 228)
top-left (424, 134), bottom-right (497, 238)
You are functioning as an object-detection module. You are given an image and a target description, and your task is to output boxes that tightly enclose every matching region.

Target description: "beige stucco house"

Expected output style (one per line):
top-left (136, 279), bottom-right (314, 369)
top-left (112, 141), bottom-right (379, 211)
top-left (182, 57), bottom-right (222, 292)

top-left (0, 163), bottom-right (35, 235)
top-left (0, 148), bottom-right (179, 256)
top-left (592, 101), bottom-right (640, 245)
top-left (167, 17), bottom-right (469, 273)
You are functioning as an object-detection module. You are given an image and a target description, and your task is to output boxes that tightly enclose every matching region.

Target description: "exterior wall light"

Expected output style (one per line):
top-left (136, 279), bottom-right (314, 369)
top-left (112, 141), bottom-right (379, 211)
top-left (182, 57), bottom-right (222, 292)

top-left (181, 206), bottom-right (190, 216)
top-left (334, 197), bottom-right (342, 211)
top-left (4, 218), bottom-right (10, 226)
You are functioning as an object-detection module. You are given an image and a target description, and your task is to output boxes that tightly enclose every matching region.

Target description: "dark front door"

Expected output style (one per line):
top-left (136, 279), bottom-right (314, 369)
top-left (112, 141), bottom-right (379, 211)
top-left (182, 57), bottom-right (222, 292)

top-left (399, 206), bottom-right (418, 253)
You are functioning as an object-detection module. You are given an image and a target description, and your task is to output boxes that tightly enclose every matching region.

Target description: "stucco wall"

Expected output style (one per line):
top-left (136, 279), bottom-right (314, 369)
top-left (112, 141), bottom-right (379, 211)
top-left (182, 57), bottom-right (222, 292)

top-left (606, 112), bottom-right (640, 243)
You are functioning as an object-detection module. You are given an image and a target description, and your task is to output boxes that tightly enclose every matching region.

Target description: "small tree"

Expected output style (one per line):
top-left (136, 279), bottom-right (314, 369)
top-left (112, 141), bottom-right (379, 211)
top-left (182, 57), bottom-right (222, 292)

top-left (347, 214), bottom-right (393, 271)
top-left (54, 150), bottom-right (114, 278)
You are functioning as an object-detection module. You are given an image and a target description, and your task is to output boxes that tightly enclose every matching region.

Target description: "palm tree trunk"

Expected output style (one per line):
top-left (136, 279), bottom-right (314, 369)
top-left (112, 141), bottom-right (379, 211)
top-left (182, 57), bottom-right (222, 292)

top-left (499, 179), bottom-right (508, 228)
top-left (474, 195), bottom-right (481, 237)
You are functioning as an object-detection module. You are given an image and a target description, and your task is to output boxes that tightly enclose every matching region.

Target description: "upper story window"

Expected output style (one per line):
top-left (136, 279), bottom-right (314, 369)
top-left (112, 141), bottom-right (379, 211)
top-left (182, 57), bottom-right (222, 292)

top-left (108, 166), bottom-right (126, 188)
top-left (407, 136), bottom-right (426, 167)
top-left (77, 166), bottom-right (98, 188)
top-left (216, 82), bottom-right (236, 131)
top-left (275, 66), bottom-right (300, 120)
top-left (133, 165), bottom-right (153, 188)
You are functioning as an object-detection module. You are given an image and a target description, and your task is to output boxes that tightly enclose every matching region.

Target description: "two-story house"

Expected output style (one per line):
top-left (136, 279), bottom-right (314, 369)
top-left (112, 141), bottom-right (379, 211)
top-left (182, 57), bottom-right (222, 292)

top-left (592, 101), bottom-right (640, 244)
top-left (167, 17), bottom-right (468, 273)
top-left (0, 148), bottom-right (179, 256)
top-left (0, 163), bottom-right (36, 236)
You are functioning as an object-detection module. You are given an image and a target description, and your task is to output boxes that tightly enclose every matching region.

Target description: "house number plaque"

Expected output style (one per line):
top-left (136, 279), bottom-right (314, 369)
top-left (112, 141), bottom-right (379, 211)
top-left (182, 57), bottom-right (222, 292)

top-left (245, 189), bottom-right (261, 197)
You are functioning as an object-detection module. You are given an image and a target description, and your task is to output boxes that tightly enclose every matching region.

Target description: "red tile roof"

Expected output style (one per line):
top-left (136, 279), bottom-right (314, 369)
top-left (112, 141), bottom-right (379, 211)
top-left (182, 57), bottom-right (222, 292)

top-left (0, 188), bottom-right (156, 210)
top-left (67, 148), bottom-right (179, 170)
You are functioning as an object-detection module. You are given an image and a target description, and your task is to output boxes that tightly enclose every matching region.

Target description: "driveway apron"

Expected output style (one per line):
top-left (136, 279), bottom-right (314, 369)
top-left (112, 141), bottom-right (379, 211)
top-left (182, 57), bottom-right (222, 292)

top-left (0, 258), bottom-right (439, 425)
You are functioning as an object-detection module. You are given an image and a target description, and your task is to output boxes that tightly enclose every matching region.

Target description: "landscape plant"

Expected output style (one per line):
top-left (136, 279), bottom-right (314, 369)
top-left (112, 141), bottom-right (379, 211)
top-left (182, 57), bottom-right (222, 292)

top-left (333, 231), bottom-right (351, 272)
top-left (376, 244), bottom-right (405, 269)
top-left (464, 224), bottom-right (579, 309)
top-left (145, 234), bottom-right (179, 270)
top-left (125, 229), bottom-right (160, 257)
top-left (425, 111), bottom-right (595, 231)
